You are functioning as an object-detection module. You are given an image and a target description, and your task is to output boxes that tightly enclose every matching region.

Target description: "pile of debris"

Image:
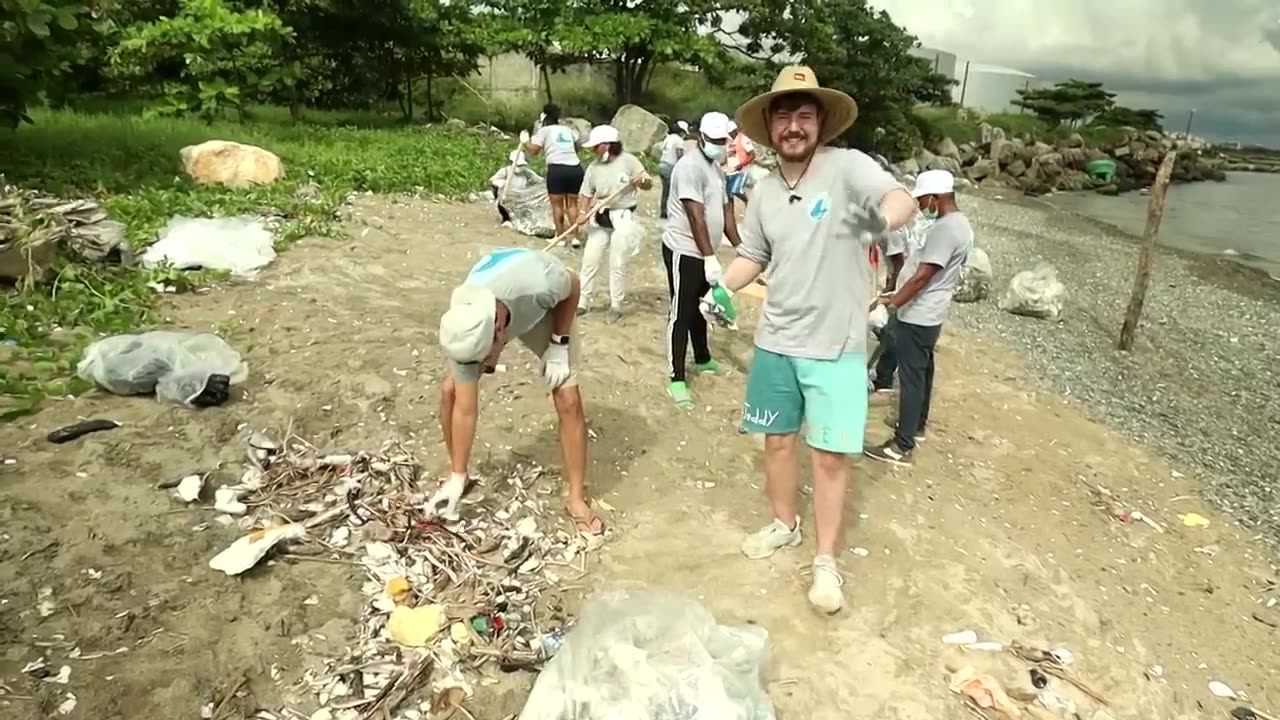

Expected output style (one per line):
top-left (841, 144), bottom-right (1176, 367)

top-left (0, 181), bottom-right (129, 285)
top-left (189, 431), bottom-right (592, 720)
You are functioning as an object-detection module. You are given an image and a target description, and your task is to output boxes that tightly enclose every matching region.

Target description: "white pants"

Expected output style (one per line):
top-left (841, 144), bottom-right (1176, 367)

top-left (578, 210), bottom-right (641, 311)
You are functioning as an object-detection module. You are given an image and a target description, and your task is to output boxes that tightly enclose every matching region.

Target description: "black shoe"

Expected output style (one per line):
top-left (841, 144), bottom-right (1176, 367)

top-left (865, 441), bottom-right (913, 467)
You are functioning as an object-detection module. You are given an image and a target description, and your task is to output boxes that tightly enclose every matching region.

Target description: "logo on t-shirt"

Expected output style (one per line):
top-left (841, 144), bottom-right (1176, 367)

top-left (556, 130), bottom-right (573, 145)
top-left (807, 192), bottom-right (831, 222)
top-left (468, 248), bottom-right (528, 281)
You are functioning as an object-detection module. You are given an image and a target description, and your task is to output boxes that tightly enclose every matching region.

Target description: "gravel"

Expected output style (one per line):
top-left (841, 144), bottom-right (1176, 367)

top-left (949, 193), bottom-right (1280, 546)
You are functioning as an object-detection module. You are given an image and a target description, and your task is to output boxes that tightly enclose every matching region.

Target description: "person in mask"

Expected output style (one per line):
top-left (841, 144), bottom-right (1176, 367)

top-left (864, 169), bottom-right (973, 468)
top-left (660, 111), bottom-right (741, 408)
top-left (575, 124), bottom-right (652, 323)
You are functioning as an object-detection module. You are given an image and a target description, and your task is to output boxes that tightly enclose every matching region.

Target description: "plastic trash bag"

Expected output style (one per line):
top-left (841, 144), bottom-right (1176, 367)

top-left (610, 208), bottom-right (645, 258)
top-left (519, 589), bottom-right (776, 720)
top-left (491, 165), bottom-right (554, 238)
top-left (140, 216), bottom-right (276, 277)
top-left (77, 331), bottom-right (249, 407)
top-left (954, 247), bottom-right (993, 304)
top-left (998, 263), bottom-right (1065, 319)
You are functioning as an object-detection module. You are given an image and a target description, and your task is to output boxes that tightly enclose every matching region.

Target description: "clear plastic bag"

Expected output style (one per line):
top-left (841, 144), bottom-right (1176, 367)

top-left (493, 166), bottom-right (555, 238)
top-left (998, 263), bottom-right (1066, 319)
top-left (140, 216), bottom-right (276, 277)
top-left (519, 589), bottom-right (776, 720)
top-left (76, 331), bottom-right (249, 407)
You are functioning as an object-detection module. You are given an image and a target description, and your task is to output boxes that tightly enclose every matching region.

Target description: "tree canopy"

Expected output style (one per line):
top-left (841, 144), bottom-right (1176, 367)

top-left (1013, 79), bottom-right (1117, 126)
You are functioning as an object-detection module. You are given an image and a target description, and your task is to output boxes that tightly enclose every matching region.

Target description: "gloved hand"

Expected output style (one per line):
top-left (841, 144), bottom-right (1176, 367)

top-left (519, 130), bottom-right (530, 144)
top-left (703, 254), bottom-right (723, 286)
top-left (425, 472), bottom-right (467, 521)
top-left (845, 196), bottom-right (889, 244)
top-left (541, 342), bottom-right (571, 388)
top-left (700, 285), bottom-right (738, 329)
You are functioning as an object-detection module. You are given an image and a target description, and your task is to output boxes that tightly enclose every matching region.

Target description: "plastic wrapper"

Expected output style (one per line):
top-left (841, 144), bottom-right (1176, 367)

top-left (998, 263), bottom-right (1066, 319)
top-left (519, 589), bottom-right (776, 720)
top-left (140, 216), bottom-right (276, 277)
top-left (76, 331), bottom-right (249, 407)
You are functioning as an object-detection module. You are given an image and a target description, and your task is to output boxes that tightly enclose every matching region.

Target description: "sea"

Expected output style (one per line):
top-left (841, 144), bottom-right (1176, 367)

top-left (1047, 172), bottom-right (1280, 280)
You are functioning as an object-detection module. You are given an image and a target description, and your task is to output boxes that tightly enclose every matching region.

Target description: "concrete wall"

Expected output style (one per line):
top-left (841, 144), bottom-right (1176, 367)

top-left (910, 46), bottom-right (958, 83)
top-left (468, 53), bottom-right (607, 102)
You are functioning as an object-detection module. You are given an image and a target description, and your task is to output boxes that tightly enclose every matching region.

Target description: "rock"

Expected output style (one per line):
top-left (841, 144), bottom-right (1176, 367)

top-left (1085, 147), bottom-right (1110, 162)
top-left (1007, 159), bottom-right (1028, 177)
top-left (899, 157), bottom-right (920, 175)
top-left (1141, 147), bottom-right (1163, 164)
top-left (935, 136), bottom-right (961, 160)
top-left (1059, 148), bottom-right (1087, 169)
top-left (1143, 129), bottom-right (1164, 144)
top-left (954, 247), bottom-right (993, 303)
top-left (927, 155), bottom-right (961, 175)
top-left (958, 143), bottom-right (978, 166)
top-left (1056, 170), bottom-right (1091, 192)
top-left (1031, 141), bottom-right (1054, 157)
top-left (979, 123), bottom-right (1005, 145)
top-left (1020, 180), bottom-right (1053, 197)
top-left (1030, 152), bottom-right (1064, 179)
top-left (562, 117), bottom-right (593, 142)
top-left (989, 137), bottom-right (1012, 166)
top-left (965, 158), bottom-right (998, 181)
top-left (180, 140), bottom-right (284, 189)
top-left (1063, 133), bottom-right (1085, 149)
top-left (914, 148), bottom-right (938, 171)
top-left (999, 264), bottom-right (1065, 320)
top-left (1113, 145), bottom-right (1132, 159)
top-left (610, 105), bottom-right (667, 154)
top-left (444, 118), bottom-right (467, 130)
top-left (954, 177), bottom-right (975, 191)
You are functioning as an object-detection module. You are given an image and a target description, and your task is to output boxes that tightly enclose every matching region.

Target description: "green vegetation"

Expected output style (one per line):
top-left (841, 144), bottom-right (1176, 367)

top-left (1012, 79), bottom-right (1164, 133)
top-left (914, 105), bottom-right (1131, 150)
top-left (1, 108), bottom-right (509, 418)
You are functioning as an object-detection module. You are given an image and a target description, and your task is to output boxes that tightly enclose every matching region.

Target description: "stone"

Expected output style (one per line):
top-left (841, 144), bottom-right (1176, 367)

top-left (1085, 147), bottom-right (1110, 162)
top-left (1143, 129), bottom-right (1165, 144)
top-left (954, 247), bottom-right (993, 303)
top-left (444, 118), bottom-right (467, 130)
top-left (934, 136), bottom-right (961, 160)
top-left (180, 140), bottom-right (284, 189)
top-left (914, 148), bottom-right (938, 170)
top-left (958, 143), bottom-right (978, 165)
top-left (562, 117), bottom-right (593, 142)
top-left (1141, 147), bottom-right (1163, 164)
top-left (899, 157), bottom-right (920, 175)
top-left (1064, 133), bottom-right (1085, 148)
top-left (988, 137), bottom-right (1012, 166)
top-left (965, 158), bottom-right (998, 181)
top-left (1031, 141), bottom-right (1054, 157)
top-left (978, 122), bottom-right (996, 145)
top-left (954, 177), bottom-right (975, 191)
top-left (1007, 159), bottom-right (1028, 177)
top-left (1031, 152), bottom-right (1064, 178)
top-left (1095, 184), bottom-right (1120, 196)
top-left (1055, 170), bottom-right (1090, 192)
top-left (1059, 148), bottom-right (1087, 169)
top-left (610, 105), bottom-right (667, 154)
top-left (1113, 145), bottom-right (1132, 158)
top-left (927, 155), bottom-right (961, 175)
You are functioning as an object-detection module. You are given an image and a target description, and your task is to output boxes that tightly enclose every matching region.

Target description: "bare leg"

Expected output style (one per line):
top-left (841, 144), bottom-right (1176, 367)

top-left (764, 434), bottom-right (801, 527)
top-left (552, 385), bottom-right (598, 532)
top-left (549, 194), bottom-right (566, 237)
top-left (809, 449), bottom-right (849, 557)
top-left (440, 375), bottom-right (456, 459)
top-left (565, 194), bottom-right (582, 247)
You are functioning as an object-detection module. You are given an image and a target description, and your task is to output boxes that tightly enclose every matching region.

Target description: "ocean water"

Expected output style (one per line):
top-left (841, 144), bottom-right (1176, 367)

top-left (1047, 172), bottom-right (1280, 279)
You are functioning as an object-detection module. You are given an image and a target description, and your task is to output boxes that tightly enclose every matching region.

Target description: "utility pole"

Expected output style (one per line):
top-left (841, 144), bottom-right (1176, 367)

top-left (958, 61), bottom-right (971, 107)
top-left (1184, 108), bottom-right (1196, 137)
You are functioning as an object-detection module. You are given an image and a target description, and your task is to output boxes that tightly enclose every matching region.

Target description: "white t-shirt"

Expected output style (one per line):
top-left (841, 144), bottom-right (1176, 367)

top-left (659, 134), bottom-right (683, 165)
top-left (896, 213), bottom-right (974, 327)
top-left (532, 124), bottom-right (580, 166)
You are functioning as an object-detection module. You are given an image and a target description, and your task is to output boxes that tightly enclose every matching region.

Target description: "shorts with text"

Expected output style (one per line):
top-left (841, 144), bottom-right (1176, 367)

top-left (740, 347), bottom-right (867, 454)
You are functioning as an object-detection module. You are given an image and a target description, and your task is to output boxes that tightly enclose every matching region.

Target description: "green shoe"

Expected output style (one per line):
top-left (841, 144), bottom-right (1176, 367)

top-left (695, 359), bottom-right (721, 375)
top-left (667, 381), bottom-right (694, 409)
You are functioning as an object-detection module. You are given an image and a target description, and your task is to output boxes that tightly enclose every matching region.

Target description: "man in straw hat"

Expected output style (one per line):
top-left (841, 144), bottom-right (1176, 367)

top-left (714, 65), bottom-right (918, 613)
top-left (436, 247), bottom-right (605, 539)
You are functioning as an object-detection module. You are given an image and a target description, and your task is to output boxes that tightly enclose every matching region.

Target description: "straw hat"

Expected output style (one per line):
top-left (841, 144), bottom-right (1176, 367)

top-left (734, 66), bottom-right (858, 150)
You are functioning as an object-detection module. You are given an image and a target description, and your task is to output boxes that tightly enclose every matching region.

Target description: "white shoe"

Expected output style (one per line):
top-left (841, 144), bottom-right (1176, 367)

top-left (808, 555), bottom-right (844, 614)
top-left (740, 518), bottom-right (801, 559)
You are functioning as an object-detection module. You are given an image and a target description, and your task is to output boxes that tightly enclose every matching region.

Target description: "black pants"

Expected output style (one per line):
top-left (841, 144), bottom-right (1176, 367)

top-left (662, 245), bottom-right (710, 382)
top-left (490, 186), bottom-right (512, 224)
top-left (872, 314), bottom-right (899, 389)
top-left (894, 321), bottom-right (942, 451)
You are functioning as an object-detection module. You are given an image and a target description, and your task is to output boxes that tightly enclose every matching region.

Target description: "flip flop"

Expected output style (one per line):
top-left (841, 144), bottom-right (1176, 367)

top-left (667, 381), bottom-right (694, 409)
top-left (567, 506), bottom-right (607, 542)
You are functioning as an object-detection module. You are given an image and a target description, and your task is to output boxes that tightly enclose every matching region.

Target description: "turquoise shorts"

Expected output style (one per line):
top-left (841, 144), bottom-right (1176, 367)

top-left (740, 347), bottom-right (868, 454)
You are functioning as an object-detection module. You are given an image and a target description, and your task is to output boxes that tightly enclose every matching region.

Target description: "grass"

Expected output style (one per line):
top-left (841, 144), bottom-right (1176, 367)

top-left (1, 108), bottom-right (511, 419)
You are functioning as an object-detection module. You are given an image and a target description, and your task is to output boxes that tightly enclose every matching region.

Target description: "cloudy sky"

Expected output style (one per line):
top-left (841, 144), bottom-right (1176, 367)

top-left (869, 0), bottom-right (1280, 146)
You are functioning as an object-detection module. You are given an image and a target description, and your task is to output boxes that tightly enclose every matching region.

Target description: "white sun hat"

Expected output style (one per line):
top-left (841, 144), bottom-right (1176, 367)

top-left (912, 169), bottom-right (956, 198)
top-left (585, 124), bottom-right (621, 147)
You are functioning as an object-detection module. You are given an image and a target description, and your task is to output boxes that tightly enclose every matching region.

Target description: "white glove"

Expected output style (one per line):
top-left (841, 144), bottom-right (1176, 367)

top-left (703, 254), bottom-right (723, 286)
top-left (425, 472), bottom-right (467, 521)
top-left (541, 342), bottom-right (571, 388)
top-left (519, 130), bottom-right (530, 144)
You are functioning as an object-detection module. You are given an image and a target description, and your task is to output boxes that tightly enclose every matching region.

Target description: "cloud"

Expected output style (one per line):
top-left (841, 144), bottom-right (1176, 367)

top-left (870, 0), bottom-right (1280, 144)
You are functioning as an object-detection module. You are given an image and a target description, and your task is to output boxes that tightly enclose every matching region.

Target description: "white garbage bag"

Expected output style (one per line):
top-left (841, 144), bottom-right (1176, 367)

top-left (610, 208), bottom-right (645, 257)
top-left (491, 165), bottom-right (554, 238)
top-left (998, 263), bottom-right (1065, 319)
top-left (954, 247), bottom-right (993, 303)
top-left (76, 331), bottom-right (249, 407)
top-left (519, 589), bottom-right (776, 720)
top-left (141, 216), bottom-right (276, 277)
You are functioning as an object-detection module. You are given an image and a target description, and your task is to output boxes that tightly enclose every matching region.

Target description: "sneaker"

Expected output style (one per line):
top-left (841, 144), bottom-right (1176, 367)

top-left (605, 308), bottom-right (623, 324)
top-left (501, 221), bottom-right (513, 229)
top-left (808, 555), bottom-right (845, 614)
top-left (740, 517), bottom-right (802, 559)
top-left (865, 441), bottom-right (913, 467)
top-left (881, 415), bottom-right (926, 443)
top-left (667, 381), bottom-right (694, 410)
top-left (570, 239), bottom-right (582, 249)
top-left (694, 359), bottom-right (721, 375)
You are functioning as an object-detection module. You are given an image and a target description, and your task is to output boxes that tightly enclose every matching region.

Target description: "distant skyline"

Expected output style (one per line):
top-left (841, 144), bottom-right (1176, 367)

top-left (870, 0), bottom-right (1280, 146)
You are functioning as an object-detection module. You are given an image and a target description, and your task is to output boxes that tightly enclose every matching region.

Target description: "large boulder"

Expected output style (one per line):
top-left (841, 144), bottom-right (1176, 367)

top-left (1059, 147), bottom-right (1087, 169)
top-left (562, 116), bottom-right (592, 142)
top-left (180, 140), bottom-right (284, 189)
top-left (954, 247), bottom-right (993, 303)
top-left (935, 136), bottom-right (961, 160)
top-left (988, 137), bottom-right (1012, 166)
top-left (999, 264), bottom-right (1065, 320)
top-left (610, 105), bottom-right (667, 154)
top-left (1007, 159), bottom-right (1028, 177)
top-left (965, 158), bottom-right (998, 181)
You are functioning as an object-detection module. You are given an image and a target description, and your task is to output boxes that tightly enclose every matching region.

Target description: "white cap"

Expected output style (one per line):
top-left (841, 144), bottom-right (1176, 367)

top-left (912, 169), bottom-right (955, 198)
top-left (699, 112), bottom-right (731, 140)
top-left (509, 150), bottom-right (528, 165)
top-left (438, 285), bottom-right (497, 364)
top-left (676, 120), bottom-right (689, 132)
top-left (727, 119), bottom-right (739, 133)
top-left (585, 124), bottom-right (621, 147)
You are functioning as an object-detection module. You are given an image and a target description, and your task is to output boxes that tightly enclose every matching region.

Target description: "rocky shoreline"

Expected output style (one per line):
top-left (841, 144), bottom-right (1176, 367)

top-left (953, 192), bottom-right (1280, 550)
top-left (897, 123), bottom-right (1230, 197)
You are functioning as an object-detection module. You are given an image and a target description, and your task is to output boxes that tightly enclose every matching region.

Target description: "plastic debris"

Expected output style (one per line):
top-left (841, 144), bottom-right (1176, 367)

top-left (208, 523), bottom-right (305, 576)
top-left (47, 419), bottom-right (120, 444)
top-left (949, 665), bottom-right (1021, 718)
top-left (176, 474), bottom-right (204, 502)
top-left (1180, 512), bottom-right (1211, 528)
top-left (387, 605), bottom-right (446, 647)
top-left (214, 487), bottom-right (248, 515)
top-left (943, 630), bottom-right (979, 645)
top-left (1211, 681), bottom-right (1239, 700)
top-left (77, 331), bottom-right (247, 408)
top-left (141, 215), bottom-right (276, 277)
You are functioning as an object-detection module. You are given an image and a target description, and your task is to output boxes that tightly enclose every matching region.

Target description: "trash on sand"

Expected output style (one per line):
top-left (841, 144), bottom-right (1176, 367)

top-left (851, 547), bottom-right (871, 558)
top-left (176, 474), bottom-right (205, 502)
top-left (943, 630), bottom-right (979, 645)
top-left (1009, 642), bottom-right (1110, 706)
top-left (518, 589), bottom-right (775, 720)
top-left (387, 604), bottom-right (446, 647)
top-left (141, 215), bottom-right (276, 277)
top-left (1180, 512), bottom-right (1211, 528)
top-left (1210, 681), bottom-right (1239, 700)
top-left (77, 331), bottom-right (247, 408)
top-left (1145, 664), bottom-right (1165, 681)
top-left (967, 641), bottom-right (1006, 652)
top-left (46, 419), bottom-right (120, 444)
top-left (385, 576), bottom-right (412, 605)
top-left (948, 665), bottom-right (1021, 718)
top-left (56, 692), bottom-right (77, 715)
top-left (208, 523), bottom-right (305, 575)
top-left (1049, 648), bottom-right (1075, 666)
top-left (1089, 485), bottom-right (1164, 532)
top-left (214, 487), bottom-right (248, 515)
top-left (36, 586), bottom-right (56, 617)
top-left (1232, 706), bottom-right (1280, 720)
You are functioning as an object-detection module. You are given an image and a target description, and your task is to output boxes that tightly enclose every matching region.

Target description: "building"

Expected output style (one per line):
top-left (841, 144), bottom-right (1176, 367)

top-left (911, 46), bottom-right (1039, 114)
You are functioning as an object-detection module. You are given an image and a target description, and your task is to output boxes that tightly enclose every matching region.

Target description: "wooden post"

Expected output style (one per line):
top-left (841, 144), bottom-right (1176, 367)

top-left (1118, 151), bottom-right (1177, 351)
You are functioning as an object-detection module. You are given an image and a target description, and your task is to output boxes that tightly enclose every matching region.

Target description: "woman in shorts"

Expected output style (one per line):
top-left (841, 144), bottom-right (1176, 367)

top-left (523, 103), bottom-right (584, 247)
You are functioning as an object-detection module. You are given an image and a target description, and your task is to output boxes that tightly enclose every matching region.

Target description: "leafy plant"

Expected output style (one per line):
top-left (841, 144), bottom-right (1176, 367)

top-left (1012, 79), bottom-right (1117, 128)
top-left (107, 0), bottom-right (299, 120)
top-left (0, 0), bottom-right (100, 127)
top-left (1093, 105), bottom-right (1163, 132)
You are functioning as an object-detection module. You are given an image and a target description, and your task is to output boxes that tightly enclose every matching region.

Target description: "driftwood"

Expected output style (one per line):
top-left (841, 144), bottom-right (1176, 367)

top-left (1118, 151), bottom-right (1177, 351)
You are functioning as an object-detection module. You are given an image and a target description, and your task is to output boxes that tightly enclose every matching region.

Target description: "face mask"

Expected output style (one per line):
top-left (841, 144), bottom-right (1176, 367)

top-left (921, 198), bottom-right (939, 221)
top-left (701, 143), bottom-right (725, 161)
top-left (596, 150), bottom-right (612, 163)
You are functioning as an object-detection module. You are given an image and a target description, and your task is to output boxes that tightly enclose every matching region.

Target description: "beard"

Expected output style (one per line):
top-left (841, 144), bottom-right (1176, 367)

top-left (772, 130), bottom-right (818, 162)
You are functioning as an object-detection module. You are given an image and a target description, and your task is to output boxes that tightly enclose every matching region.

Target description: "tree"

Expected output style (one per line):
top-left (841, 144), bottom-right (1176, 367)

top-left (1093, 105), bottom-right (1163, 132)
top-left (1, 0), bottom-right (99, 127)
top-left (727, 0), bottom-right (953, 157)
top-left (1012, 79), bottom-right (1116, 127)
top-left (108, 0), bottom-right (299, 120)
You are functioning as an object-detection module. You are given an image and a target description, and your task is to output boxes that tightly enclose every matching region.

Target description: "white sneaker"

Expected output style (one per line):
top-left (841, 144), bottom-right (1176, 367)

top-left (808, 555), bottom-right (844, 614)
top-left (740, 518), bottom-right (801, 559)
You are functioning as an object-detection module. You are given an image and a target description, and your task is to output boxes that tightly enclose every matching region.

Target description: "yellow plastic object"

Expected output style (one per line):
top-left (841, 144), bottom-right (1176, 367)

top-left (385, 576), bottom-right (412, 605)
top-left (387, 605), bottom-right (445, 647)
top-left (1180, 513), bottom-right (1210, 528)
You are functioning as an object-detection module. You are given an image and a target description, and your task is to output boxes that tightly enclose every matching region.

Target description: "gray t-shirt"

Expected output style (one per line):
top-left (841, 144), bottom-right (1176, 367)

top-left (737, 146), bottom-right (904, 359)
top-left (581, 152), bottom-right (645, 209)
top-left (532, 124), bottom-right (580, 166)
top-left (449, 248), bottom-right (572, 383)
top-left (663, 151), bottom-right (726, 258)
top-left (897, 212), bottom-right (974, 327)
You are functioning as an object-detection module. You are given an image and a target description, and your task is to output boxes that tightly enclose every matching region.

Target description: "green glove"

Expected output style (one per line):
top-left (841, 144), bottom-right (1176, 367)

top-left (700, 284), bottom-right (738, 329)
